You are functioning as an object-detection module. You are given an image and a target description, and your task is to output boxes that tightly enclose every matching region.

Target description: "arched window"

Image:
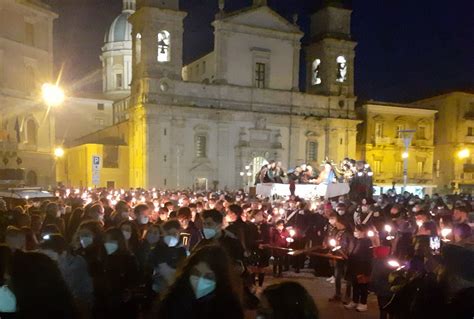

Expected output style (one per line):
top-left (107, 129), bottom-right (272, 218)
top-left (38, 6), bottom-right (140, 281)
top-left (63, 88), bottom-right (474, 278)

top-left (135, 33), bottom-right (142, 63)
top-left (26, 118), bottom-right (37, 145)
top-left (311, 59), bottom-right (321, 85)
top-left (336, 56), bottom-right (347, 83)
top-left (157, 31), bottom-right (170, 62)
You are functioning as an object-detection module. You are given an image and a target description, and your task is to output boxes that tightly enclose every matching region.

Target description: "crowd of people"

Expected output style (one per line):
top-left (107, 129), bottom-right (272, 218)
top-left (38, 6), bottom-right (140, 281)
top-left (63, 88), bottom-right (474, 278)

top-left (0, 186), bottom-right (473, 319)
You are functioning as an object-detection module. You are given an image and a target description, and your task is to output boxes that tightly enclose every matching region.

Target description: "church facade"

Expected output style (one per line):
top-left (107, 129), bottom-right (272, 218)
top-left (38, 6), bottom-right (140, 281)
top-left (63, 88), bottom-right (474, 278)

top-left (58, 0), bottom-right (361, 190)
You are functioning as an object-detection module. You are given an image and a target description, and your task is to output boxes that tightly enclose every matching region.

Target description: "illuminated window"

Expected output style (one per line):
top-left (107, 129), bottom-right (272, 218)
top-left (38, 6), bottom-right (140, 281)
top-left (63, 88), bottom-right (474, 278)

top-left (135, 33), bottom-right (142, 63)
top-left (306, 141), bottom-right (318, 162)
top-left (255, 62), bottom-right (266, 88)
top-left (311, 59), bottom-right (321, 85)
top-left (375, 122), bottom-right (384, 138)
top-left (195, 135), bottom-right (207, 158)
top-left (336, 56), bottom-right (347, 83)
top-left (25, 22), bottom-right (35, 46)
top-left (157, 31), bottom-right (170, 62)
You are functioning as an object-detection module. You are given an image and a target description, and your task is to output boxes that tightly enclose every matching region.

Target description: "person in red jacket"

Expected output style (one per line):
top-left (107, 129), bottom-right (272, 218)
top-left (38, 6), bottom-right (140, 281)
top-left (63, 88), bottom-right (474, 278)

top-left (270, 220), bottom-right (290, 277)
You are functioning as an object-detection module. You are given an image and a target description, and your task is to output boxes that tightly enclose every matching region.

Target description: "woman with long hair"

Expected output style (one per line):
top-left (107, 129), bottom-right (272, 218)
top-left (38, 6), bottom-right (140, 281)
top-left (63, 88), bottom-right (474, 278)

top-left (119, 220), bottom-right (140, 255)
top-left (159, 245), bottom-right (244, 319)
top-left (10, 251), bottom-right (76, 318)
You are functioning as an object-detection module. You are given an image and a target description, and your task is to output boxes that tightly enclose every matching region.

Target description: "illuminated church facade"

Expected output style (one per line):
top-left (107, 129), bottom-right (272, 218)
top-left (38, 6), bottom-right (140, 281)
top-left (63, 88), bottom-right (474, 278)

top-left (125, 0), bottom-right (359, 189)
top-left (61, 0), bottom-right (361, 190)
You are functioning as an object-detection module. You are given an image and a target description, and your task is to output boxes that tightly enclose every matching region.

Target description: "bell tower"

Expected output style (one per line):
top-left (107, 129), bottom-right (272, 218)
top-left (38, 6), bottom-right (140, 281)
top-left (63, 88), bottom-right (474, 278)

top-left (130, 0), bottom-right (186, 83)
top-left (305, 1), bottom-right (356, 97)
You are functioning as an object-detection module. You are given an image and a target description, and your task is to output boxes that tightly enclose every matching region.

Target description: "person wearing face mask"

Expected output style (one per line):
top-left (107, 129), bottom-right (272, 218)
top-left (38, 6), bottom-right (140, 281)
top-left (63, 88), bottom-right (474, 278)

top-left (344, 224), bottom-right (372, 312)
top-left (133, 204), bottom-right (151, 238)
top-left (119, 220), bottom-right (140, 255)
top-left (135, 224), bottom-right (162, 316)
top-left (194, 210), bottom-right (245, 267)
top-left (97, 227), bottom-right (139, 318)
top-left (39, 234), bottom-right (93, 316)
top-left (177, 207), bottom-right (202, 251)
top-left (150, 220), bottom-right (187, 295)
top-left (0, 245), bottom-right (16, 316)
top-left (159, 245), bottom-right (244, 319)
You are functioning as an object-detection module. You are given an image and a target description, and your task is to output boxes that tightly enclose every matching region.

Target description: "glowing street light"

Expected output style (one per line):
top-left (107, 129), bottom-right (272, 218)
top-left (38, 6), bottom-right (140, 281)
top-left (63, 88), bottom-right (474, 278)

top-left (401, 152), bottom-right (409, 159)
top-left (41, 83), bottom-right (65, 107)
top-left (54, 147), bottom-right (65, 158)
top-left (457, 148), bottom-right (470, 160)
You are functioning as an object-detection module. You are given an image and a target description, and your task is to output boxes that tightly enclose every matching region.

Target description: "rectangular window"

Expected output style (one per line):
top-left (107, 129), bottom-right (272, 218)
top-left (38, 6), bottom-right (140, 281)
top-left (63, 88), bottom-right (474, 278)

top-left (95, 118), bottom-right (105, 127)
top-left (306, 141), bottom-right (318, 162)
top-left (396, 124), bottom-right (404, 138)
top-left (417, 126), bottom-right (426, 139)
top-left (417, 161), bottom-right (424, 175)
top-left (202, 61), bottom-right (206, 74)
top-left (103, 145), bottom-right (119, 168)
top-left (374, 160), bottom-right (382, 174)
top-left (255, 62), bottom-right (266, 88)
top-left (395, 161), bottom-right (402, 176)
top-left (195, 64), bottom-right (199, 77)
top-left (25, 22), bottom-right (35, 46)
top-left (195, 135), bottom-right (207, 158)
top-left (115, 74), bottom-right (123, 88)
top-left (468, 127), bottom-right (474, 136)
top-left (375, 122), bottom-right (384, 138)
top-left (97, 103), bottom-right (105, 111)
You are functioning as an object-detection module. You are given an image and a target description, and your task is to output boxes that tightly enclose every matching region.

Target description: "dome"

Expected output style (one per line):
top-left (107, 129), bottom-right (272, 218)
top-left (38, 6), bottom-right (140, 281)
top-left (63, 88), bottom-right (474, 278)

top-left (104, 12), bottom-right (133, 43)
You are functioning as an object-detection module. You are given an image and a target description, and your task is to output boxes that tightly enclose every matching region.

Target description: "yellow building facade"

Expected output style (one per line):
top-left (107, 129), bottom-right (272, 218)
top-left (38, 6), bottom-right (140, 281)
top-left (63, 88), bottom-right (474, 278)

top-left (357, 102), bottom-right (437, 195)
top-left (413, 92), bottom-right (474, 194)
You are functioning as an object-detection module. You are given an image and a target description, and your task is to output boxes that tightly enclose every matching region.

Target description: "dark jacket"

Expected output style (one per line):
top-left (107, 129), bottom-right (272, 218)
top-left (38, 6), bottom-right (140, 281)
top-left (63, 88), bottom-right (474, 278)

top-left (193, 231), bottom-right (244, 266)
top-left (180, 221), bottom-right (202, 251)
top-left (347, 237), bottom-right (373, 280)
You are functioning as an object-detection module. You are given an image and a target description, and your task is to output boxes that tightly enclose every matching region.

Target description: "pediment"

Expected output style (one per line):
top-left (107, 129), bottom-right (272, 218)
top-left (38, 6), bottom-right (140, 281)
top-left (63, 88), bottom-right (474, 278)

top-left (221, 6), bottom-right (302, 35)
top-left (189, 161), bottom-right (213, 173)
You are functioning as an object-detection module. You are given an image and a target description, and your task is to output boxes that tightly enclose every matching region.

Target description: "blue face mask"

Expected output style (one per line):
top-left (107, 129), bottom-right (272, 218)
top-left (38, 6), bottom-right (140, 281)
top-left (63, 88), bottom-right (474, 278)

top-left (0, 285), bottom-right (17, 313)
top-left (104, 241), bottom-right (119, 255)
top-left (203, 227), bottom-right (217, 240)
top-left (189, 275), bottom-right (216, 299)
top-left (164, 235), bottom-right (179, 247)
top-left (80, 236), bottom-right (93, 248)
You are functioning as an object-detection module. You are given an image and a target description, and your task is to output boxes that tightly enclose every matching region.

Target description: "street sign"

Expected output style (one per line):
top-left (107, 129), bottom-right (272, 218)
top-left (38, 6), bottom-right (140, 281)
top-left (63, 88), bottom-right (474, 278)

top-left (92, 155), bottom-right (101, 186)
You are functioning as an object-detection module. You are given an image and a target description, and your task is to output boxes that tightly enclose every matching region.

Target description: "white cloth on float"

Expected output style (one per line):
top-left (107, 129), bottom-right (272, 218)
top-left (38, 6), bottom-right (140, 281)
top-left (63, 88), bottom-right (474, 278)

top-left (256, 183), bottom-right (349, 199)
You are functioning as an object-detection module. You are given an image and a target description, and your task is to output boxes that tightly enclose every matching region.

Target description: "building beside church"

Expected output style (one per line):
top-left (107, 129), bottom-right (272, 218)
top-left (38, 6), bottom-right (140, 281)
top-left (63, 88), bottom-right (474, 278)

top-left (0, 0), bottom-right (57, 186)
top-left (58, 0), bottom-right (361, 189)
top-left (357, 102), bottom-right (437, 196)
top-left (413, 92), bottom-right (474, 194)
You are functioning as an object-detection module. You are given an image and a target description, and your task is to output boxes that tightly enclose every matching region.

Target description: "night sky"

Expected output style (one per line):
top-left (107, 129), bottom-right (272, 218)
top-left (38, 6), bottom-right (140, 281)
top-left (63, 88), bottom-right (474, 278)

top-left (45, 0), bottom-right (473, 103)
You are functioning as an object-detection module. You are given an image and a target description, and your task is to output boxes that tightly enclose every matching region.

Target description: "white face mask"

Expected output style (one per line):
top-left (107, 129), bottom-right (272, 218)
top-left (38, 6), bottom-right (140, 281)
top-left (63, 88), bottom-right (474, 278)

top-left (329, 219), bottom-right (336, 226)
top-left (122, 230), bottom-right (132, 241)
top-left (139, 216), bottom-right (149, 225)
top-left (189, 275), bottom-right (216, 299)
top-left (203, 228), bottom-right (217, 240)
top-left (354, 232), bottom-right (362, 239)
top-left (104, 241), bottom-right (119, 255)
top-left (80, 236), bottom-right (93, 248)
top-left (164, 235), bottom-right (179, 247)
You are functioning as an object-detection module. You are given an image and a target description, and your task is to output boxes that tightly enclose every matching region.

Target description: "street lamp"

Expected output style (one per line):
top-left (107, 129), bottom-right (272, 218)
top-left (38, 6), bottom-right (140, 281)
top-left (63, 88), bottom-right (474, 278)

top-left (54, 147), bottom-right (64, 158)
top-left (41, 83), bottom-right (64, 107)
top-left (457, 148), bottom-right (470, 160)
top-left (398, 129), bottom-right (416, 193)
